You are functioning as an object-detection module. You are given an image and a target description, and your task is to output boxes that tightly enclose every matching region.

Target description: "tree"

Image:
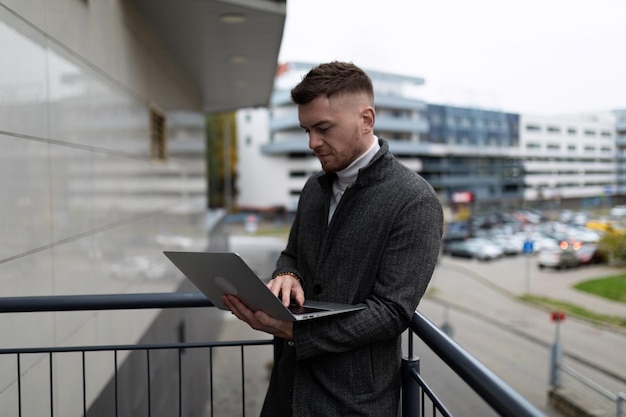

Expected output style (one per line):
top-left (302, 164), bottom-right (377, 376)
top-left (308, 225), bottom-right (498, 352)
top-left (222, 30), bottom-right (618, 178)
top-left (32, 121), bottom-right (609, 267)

top-left (206, 112), bottom-right (237, 210)
top-left (597, 230), bottom-right (626, 266)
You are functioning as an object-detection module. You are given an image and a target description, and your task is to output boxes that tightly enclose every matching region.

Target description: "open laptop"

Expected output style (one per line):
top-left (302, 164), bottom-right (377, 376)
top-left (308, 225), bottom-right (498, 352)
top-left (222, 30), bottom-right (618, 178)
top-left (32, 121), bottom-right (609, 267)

top-left (163, 251), bottom-right (364, 321)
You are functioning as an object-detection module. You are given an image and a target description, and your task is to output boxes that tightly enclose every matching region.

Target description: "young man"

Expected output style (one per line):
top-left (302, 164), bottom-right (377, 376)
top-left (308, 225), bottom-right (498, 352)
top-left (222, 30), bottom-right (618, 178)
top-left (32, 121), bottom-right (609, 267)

top-left (223, 61), bottom-right (443, 417)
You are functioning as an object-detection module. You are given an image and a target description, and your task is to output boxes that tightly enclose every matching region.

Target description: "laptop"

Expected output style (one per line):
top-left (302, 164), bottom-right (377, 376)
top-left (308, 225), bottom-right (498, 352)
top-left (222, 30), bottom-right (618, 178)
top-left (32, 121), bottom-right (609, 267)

top-left (163, 251), bottom-right (364, 321)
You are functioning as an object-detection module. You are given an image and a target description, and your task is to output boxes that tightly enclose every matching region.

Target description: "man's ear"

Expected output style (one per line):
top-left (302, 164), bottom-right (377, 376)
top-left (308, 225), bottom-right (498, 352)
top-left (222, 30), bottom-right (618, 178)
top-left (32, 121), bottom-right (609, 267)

top-left (361, 106), bottom-right (375, 133)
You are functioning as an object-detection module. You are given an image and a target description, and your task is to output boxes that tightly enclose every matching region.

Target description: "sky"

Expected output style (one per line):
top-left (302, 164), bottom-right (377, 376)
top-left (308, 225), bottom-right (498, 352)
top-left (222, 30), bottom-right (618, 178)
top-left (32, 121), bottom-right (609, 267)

top-left (277, 0), bottom-right (626, 116)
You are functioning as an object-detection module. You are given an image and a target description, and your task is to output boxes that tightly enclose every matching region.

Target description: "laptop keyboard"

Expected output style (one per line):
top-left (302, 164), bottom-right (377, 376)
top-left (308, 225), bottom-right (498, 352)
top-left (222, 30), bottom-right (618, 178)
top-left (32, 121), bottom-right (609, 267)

top-left (289, 304), bottom-right (326, 314)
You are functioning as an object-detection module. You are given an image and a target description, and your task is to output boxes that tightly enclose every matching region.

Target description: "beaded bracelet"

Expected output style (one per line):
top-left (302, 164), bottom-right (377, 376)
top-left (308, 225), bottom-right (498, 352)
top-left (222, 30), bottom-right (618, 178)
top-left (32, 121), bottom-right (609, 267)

top-left (272, 271), bottom-right (301, 282)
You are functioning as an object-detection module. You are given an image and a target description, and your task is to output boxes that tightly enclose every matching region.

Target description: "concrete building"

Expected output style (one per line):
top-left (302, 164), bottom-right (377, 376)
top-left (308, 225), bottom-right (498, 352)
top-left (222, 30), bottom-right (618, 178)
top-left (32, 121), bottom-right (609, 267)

top-left (421, 104), bottom-right (523, 212)
top-left (0, 0), bottom-right (285, 415)
top-left (235, 62), bottom-right (623, 216)
top-left (614, 109), bottom-right (626, 201)
top-left (519, 112), bottom-right (617, 209)
top-left (236, 63), bottom-right (522, 213)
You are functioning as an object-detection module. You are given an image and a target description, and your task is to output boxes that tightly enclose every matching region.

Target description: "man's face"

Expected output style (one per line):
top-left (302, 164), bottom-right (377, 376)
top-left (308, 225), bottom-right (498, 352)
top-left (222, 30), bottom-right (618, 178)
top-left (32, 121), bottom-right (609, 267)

top-left (298, 94), bottom-right (374, 173)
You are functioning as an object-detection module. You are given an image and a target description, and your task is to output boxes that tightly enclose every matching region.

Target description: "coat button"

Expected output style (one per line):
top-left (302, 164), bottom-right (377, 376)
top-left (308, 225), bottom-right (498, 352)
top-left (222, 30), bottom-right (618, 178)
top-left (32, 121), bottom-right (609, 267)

top-left (313, 284), bottom-right (322, 294)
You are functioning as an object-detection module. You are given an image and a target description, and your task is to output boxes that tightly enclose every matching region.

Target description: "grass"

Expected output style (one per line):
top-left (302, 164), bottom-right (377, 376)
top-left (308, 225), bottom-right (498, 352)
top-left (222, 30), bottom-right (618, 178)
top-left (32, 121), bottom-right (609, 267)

top-left (573, 274), bottom-right (626, 304)
top-left (519, 272), bottom-right (626, 329)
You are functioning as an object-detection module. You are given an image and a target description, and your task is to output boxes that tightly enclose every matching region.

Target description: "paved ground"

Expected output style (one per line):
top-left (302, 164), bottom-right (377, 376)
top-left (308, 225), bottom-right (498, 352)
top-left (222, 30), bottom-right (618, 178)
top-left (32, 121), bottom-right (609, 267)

top-left (206, 234), bottom-right (626, 416)
top-left (424, 255), bottom-right (626, 416)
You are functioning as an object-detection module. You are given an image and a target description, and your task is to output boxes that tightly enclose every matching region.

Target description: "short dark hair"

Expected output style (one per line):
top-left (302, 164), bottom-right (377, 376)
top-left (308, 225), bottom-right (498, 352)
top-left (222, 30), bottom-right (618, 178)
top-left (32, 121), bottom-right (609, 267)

top-left (291, 61), bottom-right (374, 105)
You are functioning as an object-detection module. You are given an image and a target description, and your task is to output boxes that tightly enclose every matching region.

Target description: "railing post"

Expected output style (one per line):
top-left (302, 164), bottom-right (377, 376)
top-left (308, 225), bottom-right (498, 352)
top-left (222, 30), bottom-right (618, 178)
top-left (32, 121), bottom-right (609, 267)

top-left (548, 341), bottom-right (562, 387)
top-left (617, 392), bottom-right (625, 417)
top-left (402, 329), bottom-right (421, 416)
top-left (549, 312), bottom-right (564, 388)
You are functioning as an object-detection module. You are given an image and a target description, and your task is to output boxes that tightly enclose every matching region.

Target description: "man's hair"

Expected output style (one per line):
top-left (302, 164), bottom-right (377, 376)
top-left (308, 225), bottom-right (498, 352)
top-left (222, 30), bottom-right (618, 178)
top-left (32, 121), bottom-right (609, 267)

top-left (291, 61), bottom-right (374, 105)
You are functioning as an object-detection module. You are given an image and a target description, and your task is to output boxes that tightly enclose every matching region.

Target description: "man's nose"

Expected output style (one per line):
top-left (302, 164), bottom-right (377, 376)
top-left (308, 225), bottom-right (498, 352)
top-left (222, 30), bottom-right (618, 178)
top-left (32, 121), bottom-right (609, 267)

top-left (308, 132), bottom-right (322, 149)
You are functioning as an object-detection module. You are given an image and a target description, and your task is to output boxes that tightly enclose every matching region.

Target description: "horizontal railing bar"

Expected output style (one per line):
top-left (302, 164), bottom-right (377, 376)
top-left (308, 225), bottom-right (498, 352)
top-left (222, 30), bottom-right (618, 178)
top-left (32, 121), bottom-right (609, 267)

top-left (0, 292), bottom-right (213, 313)
top-left (559, 363), bottom-right (618, 401)
top-left (0, 339), bottom-right (273, 355)
top-left (411, 309), bottom-right (546, 417)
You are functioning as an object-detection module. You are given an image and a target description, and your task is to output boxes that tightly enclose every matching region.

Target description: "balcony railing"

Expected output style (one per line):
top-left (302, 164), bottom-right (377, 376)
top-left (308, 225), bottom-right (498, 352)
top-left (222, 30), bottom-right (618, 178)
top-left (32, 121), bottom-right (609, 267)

top-left (0, 293), bottom-right (546, 417)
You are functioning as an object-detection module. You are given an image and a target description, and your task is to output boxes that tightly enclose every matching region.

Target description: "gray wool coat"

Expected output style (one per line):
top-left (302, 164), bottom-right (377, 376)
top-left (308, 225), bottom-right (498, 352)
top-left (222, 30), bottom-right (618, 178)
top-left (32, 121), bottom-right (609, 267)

top-left (260, 139), bottom-right (443, 417)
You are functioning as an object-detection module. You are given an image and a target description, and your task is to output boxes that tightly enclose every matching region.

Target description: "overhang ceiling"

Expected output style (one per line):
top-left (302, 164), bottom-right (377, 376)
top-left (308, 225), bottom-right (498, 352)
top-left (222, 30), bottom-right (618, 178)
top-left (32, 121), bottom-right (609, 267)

top-left (131, 0), bottom-right (287, 113)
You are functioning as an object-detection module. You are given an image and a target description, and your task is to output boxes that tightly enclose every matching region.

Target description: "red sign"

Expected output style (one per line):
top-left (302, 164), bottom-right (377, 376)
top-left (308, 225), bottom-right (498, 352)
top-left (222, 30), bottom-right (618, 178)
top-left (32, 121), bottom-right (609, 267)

top-left (550, 311), bottom-right (566, 322)
top-left (451, 191), bottom-right (474, 204)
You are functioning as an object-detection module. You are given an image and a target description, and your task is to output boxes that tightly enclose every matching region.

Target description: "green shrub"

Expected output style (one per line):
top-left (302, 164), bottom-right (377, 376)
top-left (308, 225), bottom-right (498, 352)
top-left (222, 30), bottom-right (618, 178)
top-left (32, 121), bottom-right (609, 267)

top-left (597, 231), bottom-right (626, 265)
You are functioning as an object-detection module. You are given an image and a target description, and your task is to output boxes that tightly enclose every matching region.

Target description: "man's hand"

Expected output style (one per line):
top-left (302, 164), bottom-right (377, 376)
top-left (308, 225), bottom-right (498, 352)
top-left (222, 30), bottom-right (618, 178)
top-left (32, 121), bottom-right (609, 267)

top-left (267, 273), bottom-right (305, 307)
top-left (222, 294), bottom-right (294, 340)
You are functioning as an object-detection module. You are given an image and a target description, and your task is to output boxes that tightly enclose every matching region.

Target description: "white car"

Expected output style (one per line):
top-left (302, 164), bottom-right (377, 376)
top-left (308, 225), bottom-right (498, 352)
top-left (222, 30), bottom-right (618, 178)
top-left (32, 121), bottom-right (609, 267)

top-left (465, 238), bottom-right (504, 261)
top-left (610, 205), bottom-right (626, 217)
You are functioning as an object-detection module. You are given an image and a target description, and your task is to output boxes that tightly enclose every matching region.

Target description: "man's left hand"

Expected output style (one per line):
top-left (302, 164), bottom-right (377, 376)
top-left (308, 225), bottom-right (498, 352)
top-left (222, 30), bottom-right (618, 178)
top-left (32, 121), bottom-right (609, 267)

top-left (222, 294), bottom-right (294, 340)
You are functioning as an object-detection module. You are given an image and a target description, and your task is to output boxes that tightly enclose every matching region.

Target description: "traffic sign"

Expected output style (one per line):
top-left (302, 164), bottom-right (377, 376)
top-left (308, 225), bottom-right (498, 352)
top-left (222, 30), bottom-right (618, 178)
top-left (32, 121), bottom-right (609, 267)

top-left (550, 311), bottom-right (566, 322)
top-left (523, 240), bottom-right (534, 254)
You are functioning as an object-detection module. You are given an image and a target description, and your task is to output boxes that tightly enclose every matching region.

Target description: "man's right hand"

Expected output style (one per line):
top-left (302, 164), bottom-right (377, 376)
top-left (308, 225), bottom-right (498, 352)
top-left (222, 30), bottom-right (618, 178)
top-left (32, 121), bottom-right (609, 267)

top-left (268, 274), bottom-right (305, 307)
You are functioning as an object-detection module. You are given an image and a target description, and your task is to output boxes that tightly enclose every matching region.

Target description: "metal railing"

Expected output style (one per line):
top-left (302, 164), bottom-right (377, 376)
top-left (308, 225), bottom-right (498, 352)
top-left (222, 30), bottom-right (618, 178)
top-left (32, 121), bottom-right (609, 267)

top-left (549, 332), bottom-right (626, 417)
top-left (0, 293), bottom-right (547, 417)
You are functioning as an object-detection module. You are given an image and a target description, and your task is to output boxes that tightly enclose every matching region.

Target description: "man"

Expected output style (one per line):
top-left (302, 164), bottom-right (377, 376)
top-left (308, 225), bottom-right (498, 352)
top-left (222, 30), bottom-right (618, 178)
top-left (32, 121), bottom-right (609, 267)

top-left (223, 61), bottom-right (443, 417)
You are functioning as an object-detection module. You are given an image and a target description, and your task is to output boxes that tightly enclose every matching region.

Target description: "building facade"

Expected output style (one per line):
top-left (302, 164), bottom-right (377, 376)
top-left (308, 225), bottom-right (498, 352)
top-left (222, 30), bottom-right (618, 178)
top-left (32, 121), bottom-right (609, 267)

top-left (614, 110), bottom-right (626, 202)
top-left (519, 113), bottom-right (617, 209)
top-left (0, 0), bottom-right (285, 415)
top-left (236, 62), bottom-right (623, 217)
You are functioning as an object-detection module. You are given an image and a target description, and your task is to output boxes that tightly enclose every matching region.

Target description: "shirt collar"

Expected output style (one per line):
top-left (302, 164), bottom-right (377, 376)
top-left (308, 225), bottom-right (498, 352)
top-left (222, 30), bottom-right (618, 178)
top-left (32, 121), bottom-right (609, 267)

top-left (334, 135), bottom-right (380, 191)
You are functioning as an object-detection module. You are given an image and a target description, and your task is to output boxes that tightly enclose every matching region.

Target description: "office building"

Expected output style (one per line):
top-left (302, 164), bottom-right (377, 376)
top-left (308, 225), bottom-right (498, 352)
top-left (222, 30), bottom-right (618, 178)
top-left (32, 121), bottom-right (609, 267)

top-left (236, 62), bottom-right (623, 217)
top-left (519, 112), bottom-right (617, 209)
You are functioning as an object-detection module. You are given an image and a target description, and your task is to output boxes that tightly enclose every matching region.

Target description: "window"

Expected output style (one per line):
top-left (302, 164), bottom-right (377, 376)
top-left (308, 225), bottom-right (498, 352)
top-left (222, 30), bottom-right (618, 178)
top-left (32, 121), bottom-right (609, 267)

top-left (547, 126), bottom-right (561, 134)
top-left (150, 106), bottom-right (167, 161)
top-left (526, 142), bottom-right (541, 149)
top-left (601, 131), bottom-right (612, 137)
top-left (547, 144), bottom-right (560, 151)
top-left (584, 129), bottom-right (596, 137)
top-left (525, 124), bottom-right (541, 132)
top-left (567, 128), bottom-right (577, 135)
top-left (567, 144), bottom-right (576, 152)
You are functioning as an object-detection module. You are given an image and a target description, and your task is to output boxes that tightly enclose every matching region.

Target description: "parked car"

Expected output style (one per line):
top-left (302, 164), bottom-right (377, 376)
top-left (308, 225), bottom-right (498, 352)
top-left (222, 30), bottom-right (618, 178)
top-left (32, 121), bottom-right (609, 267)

top-left (445, 240), bottom-right (474, 259)
top-left (489, 235), bottom-right (522, 256)
top-left (446, 238), bottom-right (503, 261)
top-left (537, 248), bottom-right (580, 270)
top-left (610, 205), bottom-right (626, 217)
top-left (575, 243), bottom-right (607, 265)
